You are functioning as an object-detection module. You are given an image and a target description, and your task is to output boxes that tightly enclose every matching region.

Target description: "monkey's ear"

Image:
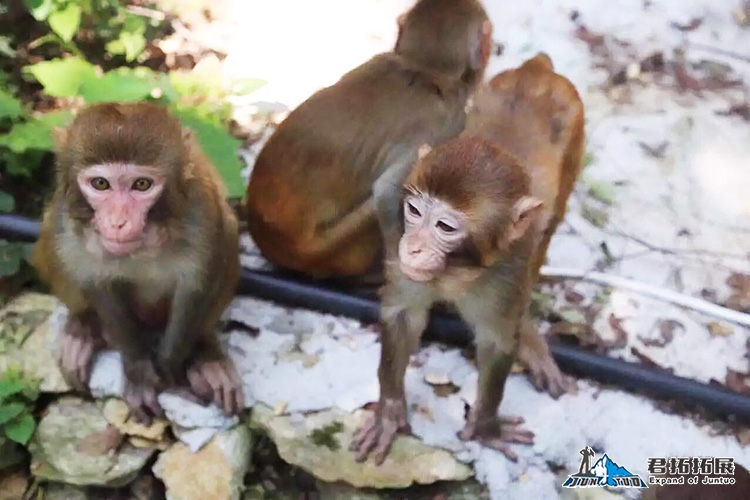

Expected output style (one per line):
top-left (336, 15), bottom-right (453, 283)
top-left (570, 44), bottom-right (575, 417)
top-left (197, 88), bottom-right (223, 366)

top-left (506, 196), bottom-right (543, 243)
top-left (417, 143), bottom-right (432, 160)
top-left (52, 127), bottom-right (68, 149)
top-left (470, 20), bottom-right (493, 70)
top-left (397, 13), bottom-right (407, 27)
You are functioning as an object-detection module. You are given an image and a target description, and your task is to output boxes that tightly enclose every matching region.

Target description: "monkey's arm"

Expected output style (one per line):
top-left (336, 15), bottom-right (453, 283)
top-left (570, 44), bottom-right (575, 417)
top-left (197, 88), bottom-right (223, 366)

top-left (85, 282), bottom-right (164, 422)
top-left (372, 149), bottom-right (421, 259)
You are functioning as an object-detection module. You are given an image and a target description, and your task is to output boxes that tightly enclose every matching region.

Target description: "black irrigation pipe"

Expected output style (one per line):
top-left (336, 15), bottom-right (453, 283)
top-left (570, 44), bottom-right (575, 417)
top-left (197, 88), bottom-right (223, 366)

top-left (2, 213), bottom-right (750, 423)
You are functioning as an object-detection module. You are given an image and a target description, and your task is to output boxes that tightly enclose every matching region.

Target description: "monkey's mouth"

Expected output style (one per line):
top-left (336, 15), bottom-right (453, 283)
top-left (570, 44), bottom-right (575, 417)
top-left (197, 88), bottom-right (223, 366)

top-left (100, 237), bottom-right (143, 256)
top-left (399, 262), bottom-right (436, 283)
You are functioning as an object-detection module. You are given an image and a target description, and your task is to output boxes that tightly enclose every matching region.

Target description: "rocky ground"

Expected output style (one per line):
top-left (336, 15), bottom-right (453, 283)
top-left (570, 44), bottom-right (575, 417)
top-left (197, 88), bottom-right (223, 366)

top-left (2, 0), bottom-right (750, 499)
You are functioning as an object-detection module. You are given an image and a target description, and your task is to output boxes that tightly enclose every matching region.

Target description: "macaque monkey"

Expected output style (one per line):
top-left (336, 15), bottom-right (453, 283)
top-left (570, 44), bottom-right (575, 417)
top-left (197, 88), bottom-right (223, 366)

top-left (353, 53), bottom-right (585, 464)
top-left (33, 102), bottom-right (244, 423)
top-left (245, 0), bottom-right (494, 278)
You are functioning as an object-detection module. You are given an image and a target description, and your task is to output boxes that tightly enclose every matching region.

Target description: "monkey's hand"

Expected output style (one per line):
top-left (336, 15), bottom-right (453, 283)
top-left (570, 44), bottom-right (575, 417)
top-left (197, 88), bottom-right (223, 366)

top-left (458, 411), bottom-right (534, 462)
top-left (517, 326), bottom-right (578, 398)
top-left (351, 397), bottom-right (409, 465)
top-left (186, 356), bottom-right (244, 416)
top-left (521, 349), bottom-right (577, 398)
top-left (57, 313), bottom-right (104, 392)
top-left (123, 358), bottom-right (166, 425)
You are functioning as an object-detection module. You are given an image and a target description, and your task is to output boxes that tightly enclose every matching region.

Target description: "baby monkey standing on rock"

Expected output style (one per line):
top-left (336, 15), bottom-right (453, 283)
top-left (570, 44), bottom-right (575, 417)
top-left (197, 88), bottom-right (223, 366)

top-left (353, 53), bottom-right (585, 464)
top-left (33, 102), bottom-right (244, 423)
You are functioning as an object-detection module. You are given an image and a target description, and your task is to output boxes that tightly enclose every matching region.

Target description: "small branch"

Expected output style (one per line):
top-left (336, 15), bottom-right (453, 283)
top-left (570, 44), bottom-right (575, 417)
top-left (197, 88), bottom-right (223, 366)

top-left (541, 265), bottom-right (750, 328)
top-left (125, 5), bottom-right (167, 21)
top-left (688, 42), bottom-right (750, 65)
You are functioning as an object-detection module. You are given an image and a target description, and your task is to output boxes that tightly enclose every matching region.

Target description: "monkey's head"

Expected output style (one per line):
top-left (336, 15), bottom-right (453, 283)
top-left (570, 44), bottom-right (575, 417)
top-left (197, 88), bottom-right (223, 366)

top-left (54, 102), bottom-right (190, 257)
top-left (399, 137), bottom-right (543, 282)
top-left (394, 0), bottom-right (493, 86)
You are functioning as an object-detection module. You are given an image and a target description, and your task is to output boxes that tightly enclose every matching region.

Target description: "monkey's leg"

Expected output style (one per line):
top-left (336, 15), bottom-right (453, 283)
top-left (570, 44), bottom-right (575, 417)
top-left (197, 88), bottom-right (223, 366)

top-left (185, 335), bottom-right (244, 415)
top-left (457, 322), bottom-right (534, 462)
top-left (517, 317), bottom-right (577, 398)
top-left (352, 297), bottom-right (428, 465)
top-left (58, 309), bottom-right (106, 392)
top-left (88, 286), bottom-right (165, 424)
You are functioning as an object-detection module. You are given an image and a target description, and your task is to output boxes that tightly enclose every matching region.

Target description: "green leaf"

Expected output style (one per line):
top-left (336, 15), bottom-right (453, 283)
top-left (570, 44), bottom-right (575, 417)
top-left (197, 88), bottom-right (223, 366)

top-left (0, 36), bottom-right (16, 58)
top-left (4, 413), bottom-right (35, 445)
top-left (0, 119), bottom-right (55, 153)
top-left (23, 0), bottom-right (54, 21)
top-left (106, 14), bottom-right (147, 62)
top-left (230, 77), bottom-right (267, 96)
top-left (0, 191), bottom-right (15, 213)
top-left (0, 90), bottom-right (23, 120)
top-left (0, 241), bottom-right (23, 277)
top-left (0, 402), bottom-right (25, 424)
top-left (23, 58), bottom-right (97, 97)
top-left (48, 3), bottom-right (82, 43)
top-left (4, 149), bottom-right (47, 178)
top-left (0, 379), bottom-right (24, 402)
top-left (79, 69), bottom-right (157, 103)
top-left (173, 109), bottom-right (245, 199)
top-left (587, 181), bottom-right (615, 206)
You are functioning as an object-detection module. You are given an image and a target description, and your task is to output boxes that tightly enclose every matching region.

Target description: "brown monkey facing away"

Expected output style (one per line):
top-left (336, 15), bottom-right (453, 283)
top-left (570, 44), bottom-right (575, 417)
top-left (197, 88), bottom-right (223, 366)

top-left (33, 102), bottom-right (244, 423)
top-left (245, 0), bottom-right (494, 279)
top-left (352, 53), bottom-right (585, 464)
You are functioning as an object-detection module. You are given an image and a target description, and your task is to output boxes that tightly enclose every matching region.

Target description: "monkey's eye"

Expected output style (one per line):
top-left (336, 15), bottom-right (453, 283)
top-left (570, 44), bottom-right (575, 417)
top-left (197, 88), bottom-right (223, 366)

top-left (407, 201), bottom-right (421, 217)
top-left (437, 221), bottom-right (457, 233)
top-left (132, 178), bottom-right (153, 191)
top-left (90, 177), bottom-right (110, 191)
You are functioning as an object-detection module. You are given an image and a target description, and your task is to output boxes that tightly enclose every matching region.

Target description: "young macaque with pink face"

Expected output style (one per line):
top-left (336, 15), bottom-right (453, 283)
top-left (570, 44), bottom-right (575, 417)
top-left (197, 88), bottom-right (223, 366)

top-left (353, 53), bottom-right (586, 465)
top-left (33, 102), bottom-right (244, 423)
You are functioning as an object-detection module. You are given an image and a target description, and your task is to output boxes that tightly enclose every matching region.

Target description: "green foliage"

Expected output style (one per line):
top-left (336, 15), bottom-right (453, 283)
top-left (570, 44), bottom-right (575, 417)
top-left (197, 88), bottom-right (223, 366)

top-left (1, 0), bottom-right (270, 241)
top-left (0, 367), bottom-right (40, 445)
top-left (309, 421), bottom-right (345, 451)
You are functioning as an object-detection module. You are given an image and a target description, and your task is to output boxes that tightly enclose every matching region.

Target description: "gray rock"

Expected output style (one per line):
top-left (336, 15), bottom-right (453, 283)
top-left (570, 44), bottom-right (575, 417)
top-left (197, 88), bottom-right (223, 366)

top-left (153, 422), bottom-right (252, 500)
top-left (29, 397), bottom-right (155, 487)
top-left (251, 404), bottom-right (472, 489)
top-left (0, 293), bottom-right (67, 393)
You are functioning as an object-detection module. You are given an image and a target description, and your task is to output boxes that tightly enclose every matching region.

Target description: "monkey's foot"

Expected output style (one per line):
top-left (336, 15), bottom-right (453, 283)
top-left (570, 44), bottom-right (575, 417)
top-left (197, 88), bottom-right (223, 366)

top-left (351, 397), bottom-right (409, 465)
top-left (57, 313), bottom-right (104, 392)
top-left (526, 356), bottom-right (577, 399)
top-left (123, 360), bottom-right (165, 425)
top-left (458, 414), bottom-right (534, 462)
top-left (186, 358), bottom-right (244, 415)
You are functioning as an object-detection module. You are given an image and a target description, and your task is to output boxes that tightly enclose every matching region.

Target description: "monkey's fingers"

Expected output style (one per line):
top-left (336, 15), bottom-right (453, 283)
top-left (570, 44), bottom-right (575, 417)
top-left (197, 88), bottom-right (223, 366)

top-left (186, 366), bottom-right (214, 406)
top-left (60, 336), bottom-right (92, 392)
top-left (370, 416), bottom-right (400, 465)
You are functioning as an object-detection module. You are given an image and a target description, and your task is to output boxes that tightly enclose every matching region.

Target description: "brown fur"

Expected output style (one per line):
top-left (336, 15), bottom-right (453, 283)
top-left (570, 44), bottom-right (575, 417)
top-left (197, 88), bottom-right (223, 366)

top-left (352, 54), bottom-right (586, 465)
top-left (33, 102), bottom-right (242, 421)
top-left (245, 0), bottom-right (492, 278)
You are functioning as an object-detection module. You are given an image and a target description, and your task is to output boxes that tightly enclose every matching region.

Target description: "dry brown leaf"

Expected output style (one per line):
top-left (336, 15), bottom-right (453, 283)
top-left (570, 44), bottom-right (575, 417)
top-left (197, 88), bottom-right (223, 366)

top-left (670, 17), bottom-right (703, 31)
top-left (631, 347), bottom-right (673, 374)
top-left (725, 369), bottom-right (750, 395)
top-left (640, 319), bottom-right (683, 347)
top-left (707, 321), bottom-right (733, 337)
top-left (605, 314), bottom-right (629, 349)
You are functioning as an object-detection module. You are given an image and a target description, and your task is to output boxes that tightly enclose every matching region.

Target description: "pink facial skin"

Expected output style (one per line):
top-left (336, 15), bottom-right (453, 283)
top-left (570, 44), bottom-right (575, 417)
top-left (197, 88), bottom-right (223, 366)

top-left (77, 164), bottom-right (166, 256)
top-left (398, 195), bottom-right (468, 282)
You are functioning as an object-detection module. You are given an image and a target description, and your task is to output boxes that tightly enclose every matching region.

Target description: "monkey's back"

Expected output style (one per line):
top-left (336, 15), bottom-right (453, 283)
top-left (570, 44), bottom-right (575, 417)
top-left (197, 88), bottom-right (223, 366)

top-left (466, 54), bottom-right (585, 222)
top-left (245, 53), bottom-right (471, 272)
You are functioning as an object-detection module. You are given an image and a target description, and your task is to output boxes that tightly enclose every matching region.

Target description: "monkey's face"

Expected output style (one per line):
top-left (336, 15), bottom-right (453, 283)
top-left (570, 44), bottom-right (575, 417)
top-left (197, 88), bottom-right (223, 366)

top-left (398, 193), bottom-right (468, 282)
top-left (77, 163), bottom-right (166, 256)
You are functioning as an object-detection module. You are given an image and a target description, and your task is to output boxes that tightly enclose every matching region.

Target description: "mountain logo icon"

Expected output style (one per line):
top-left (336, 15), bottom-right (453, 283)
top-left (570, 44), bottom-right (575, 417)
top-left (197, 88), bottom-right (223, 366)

top-left (562, 446), bottom-right (648, 489)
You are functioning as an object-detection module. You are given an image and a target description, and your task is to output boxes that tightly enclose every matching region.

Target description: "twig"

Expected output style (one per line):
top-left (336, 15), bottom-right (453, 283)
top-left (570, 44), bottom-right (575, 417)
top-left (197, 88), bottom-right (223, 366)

top-left (125, 5), bottom-right (167, 21)
top-left (540, 265), bottom-right (750, 328)
top-left (688, 42), bottom-right (750, 65)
